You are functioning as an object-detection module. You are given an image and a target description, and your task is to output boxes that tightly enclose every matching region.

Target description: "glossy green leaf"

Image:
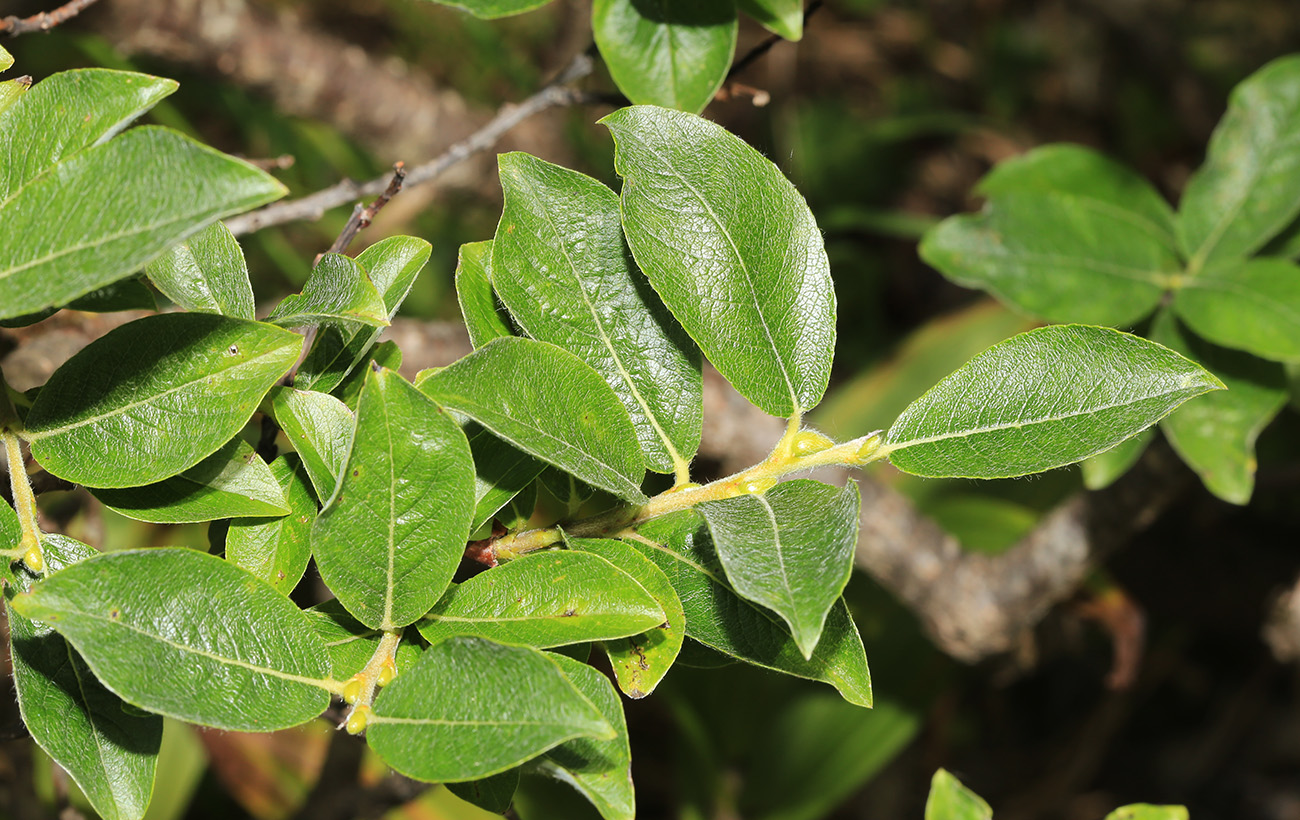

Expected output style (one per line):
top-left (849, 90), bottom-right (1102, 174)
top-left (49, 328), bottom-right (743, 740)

top-left (533, 655), bottom-right (635, 820)
top-left (269, 253), bottom-right (388, 328)
top-left (418, 550), bottom-right (665, 648)
top-left (226, 454), bottom-right (316, 592)
top-left (146, 221), bottom-right (255, 320)
top-left (0, 126), bottom-right (286, 319)
top-left (0, 45), bottom-right (11, 71)
top-left (627, 511), bottom-right (872, 706)
top-left (882, 324), bottom-right (1225, 479)
top-left (977, 144), bottom-right (1177, 237)
top-left (569, 537), bottom-right (684, 698)
top-left (493, 152), bottom-right (703, 473)
top-left (429, 0), bottom-right (554, 18)
top-left (467, 423), bottom-right (547, 530)
top-left (312, 368), bottom-right (475, 630)
top-left (456, 240), bottom-right (513, 348)
top-left (920, 195), bottom-right (1175, 327)
top-left (738, 0), bottom-right (803, 40)
top-left (1179, 55), bottom-right (1300, 266)
top-left (332, 339), bottom-right (402, 410)
top-left (368, 636), bottom-right (613, 783)
top-left (12, 548), bottom-right (332, 732)
top-left (419, 337), bottom-right (647, 501)
top-left (592, 0), bottom-right (737, 114)
top-left (698, 480), bottom-right (859, 659)
top-left (448, 770), bottom-right (521, 815)
top-left (294, 236), bottom-right (430, 394)
top-left (0, 69), bottom-right (176, 202)
top-left (6, 535), bottom-right (161, 820)
top-left (26, 313), bottom-right (301, 487)
top-left (91, 438), bottom-right (289, 523)
top-left (605, 105), bottom-right (835, 418)
top-left (266, 387), bottom-right (355, 501)
top-left (925, 769), bottom-right (992, 820)
top-left (1079, 427), bottom-right (1154, 490)
top-left (1104, 806), bottom-right (1189, 820)
top-left (1174, 257), bottom-right (1300, 362)
top-left (302, 600), bottom-right (423, 679)
top-left (1152, 311), bottom-right (1286, 504)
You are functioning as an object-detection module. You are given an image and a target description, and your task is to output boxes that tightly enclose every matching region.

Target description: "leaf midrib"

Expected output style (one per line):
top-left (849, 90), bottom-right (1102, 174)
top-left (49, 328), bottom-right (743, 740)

top-left (628, 130), bottom-right (801, 413)
top-left (25, 340), bottom-right (296, 440)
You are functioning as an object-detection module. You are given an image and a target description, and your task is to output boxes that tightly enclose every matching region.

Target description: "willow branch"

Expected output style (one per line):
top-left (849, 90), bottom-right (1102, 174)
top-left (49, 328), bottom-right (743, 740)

top-left (225, 54), bottom-right (595, 237)
top-left (1, 0), bottom-right (101, 36)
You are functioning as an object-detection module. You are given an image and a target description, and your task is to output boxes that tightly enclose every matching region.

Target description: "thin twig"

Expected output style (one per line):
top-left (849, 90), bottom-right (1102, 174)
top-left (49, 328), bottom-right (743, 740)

top-left (1, 0), bottom-right (102, 36)
top-left (726, 0), bottom-right (825, 81)
top-left (325, 161), bottom-right (406, 257)
top-left (225, 54), bottom-right (595, 237)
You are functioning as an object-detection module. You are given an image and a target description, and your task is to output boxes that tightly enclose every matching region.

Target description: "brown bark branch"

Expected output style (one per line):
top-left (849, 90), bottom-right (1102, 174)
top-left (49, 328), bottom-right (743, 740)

top-left (1, 0), bottom-right (101, 36)
top-left (223, 54), bottom-right (594, 237)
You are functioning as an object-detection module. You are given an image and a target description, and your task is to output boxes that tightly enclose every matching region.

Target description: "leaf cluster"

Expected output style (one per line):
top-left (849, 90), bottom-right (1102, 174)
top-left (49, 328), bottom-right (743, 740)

top-left (0, 48), bottom-right (1219, 820)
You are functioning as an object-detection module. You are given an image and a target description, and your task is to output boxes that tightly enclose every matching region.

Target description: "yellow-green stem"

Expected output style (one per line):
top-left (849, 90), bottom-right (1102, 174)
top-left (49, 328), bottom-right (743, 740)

top-left (497, 429), bottom-right (885, 559)
top-left (341, 629), bottom-right (402, 733)
top-left (2, 430), bottom-right (43, 573)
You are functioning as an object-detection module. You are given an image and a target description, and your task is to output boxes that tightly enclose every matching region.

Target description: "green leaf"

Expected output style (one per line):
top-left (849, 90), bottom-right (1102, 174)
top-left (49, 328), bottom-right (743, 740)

top-left (467, 423), bottom-right (548, 530)
top-left (568, 537), bottom-right (684, 698)
top-left (976, 144), bottom-right (1177, 238)
top-left (418, 337), bottom-right (647, 502)
top-left (1179, 54), bottom-right (1300, 267)
top-left (605, 105), bottom-right (835, 418)
top-left (742, 696), bottom-right (921, 820)
top-left (368, 636), bottom-right (614, 782)
top-left (919, 195), bottom-right (1176, 327)
top-left (1104, 807), bottom-right (1189, 820)
top-left (269, 253), bottom-right (389, 328)
top-left (91, 438), bottom-right (289, 523)
top-left (26, 313), bottom-right (301, 487)
top-left (592, 0), bottom-right (737, 114)
top-left (628, 511), bottom-right (872, 706)
top-left (493, 152), bottom-right (703, 473)
top-left (1174, 257), bottom-right (1300, 362)
top-left (302, 600), bottom-right (423, 679)
top-left (533, 655), bottom-right (635, 820)
top-left (1151, 310), bottom-right (1286, 504)
top-left (738, 0), bottom-right (803, 40)
top-left (332, 340), bottom-right (402, 410)
top-left (418, 550), bottom-right (665, 648)
top-left (12, 548), bottom-right (331, 732)
top-left (925, 769), bottom-right (992, 820)
top-left (1079, 427), bottom-right (1154, 490)
top-left (698, 480), bottom-right (860, 659)
top-left (6, 535), bottom-right (162, 820)
top-left (0, 76), bottom-right (28, 116)
top-left (0, 45), bottom-right (12, 71)
top-left (68, 277), bottom-right (158, 314)
top-left (146, 222), bottom-right (255, 320)
top-left (882, 324), bottom-right (1225, 479)
top-left (0, 69), bottom-right (177, 202)
top-left (448, 770), bottom-right (521, 815)
top-left (428, 0), bottom-right (554, 18)
top-left (294, 236), bottom-right (431, 394)
top-left (0, 126), bottom-right (286, 320)
top-left (226, 454), bottom-right (316, 592)
top-left (312, 368), bottom-right (475, 630)
top-left (266, 387), bottom-right (355, 501)
top-left (456, 240), bottom-right (513, 348)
